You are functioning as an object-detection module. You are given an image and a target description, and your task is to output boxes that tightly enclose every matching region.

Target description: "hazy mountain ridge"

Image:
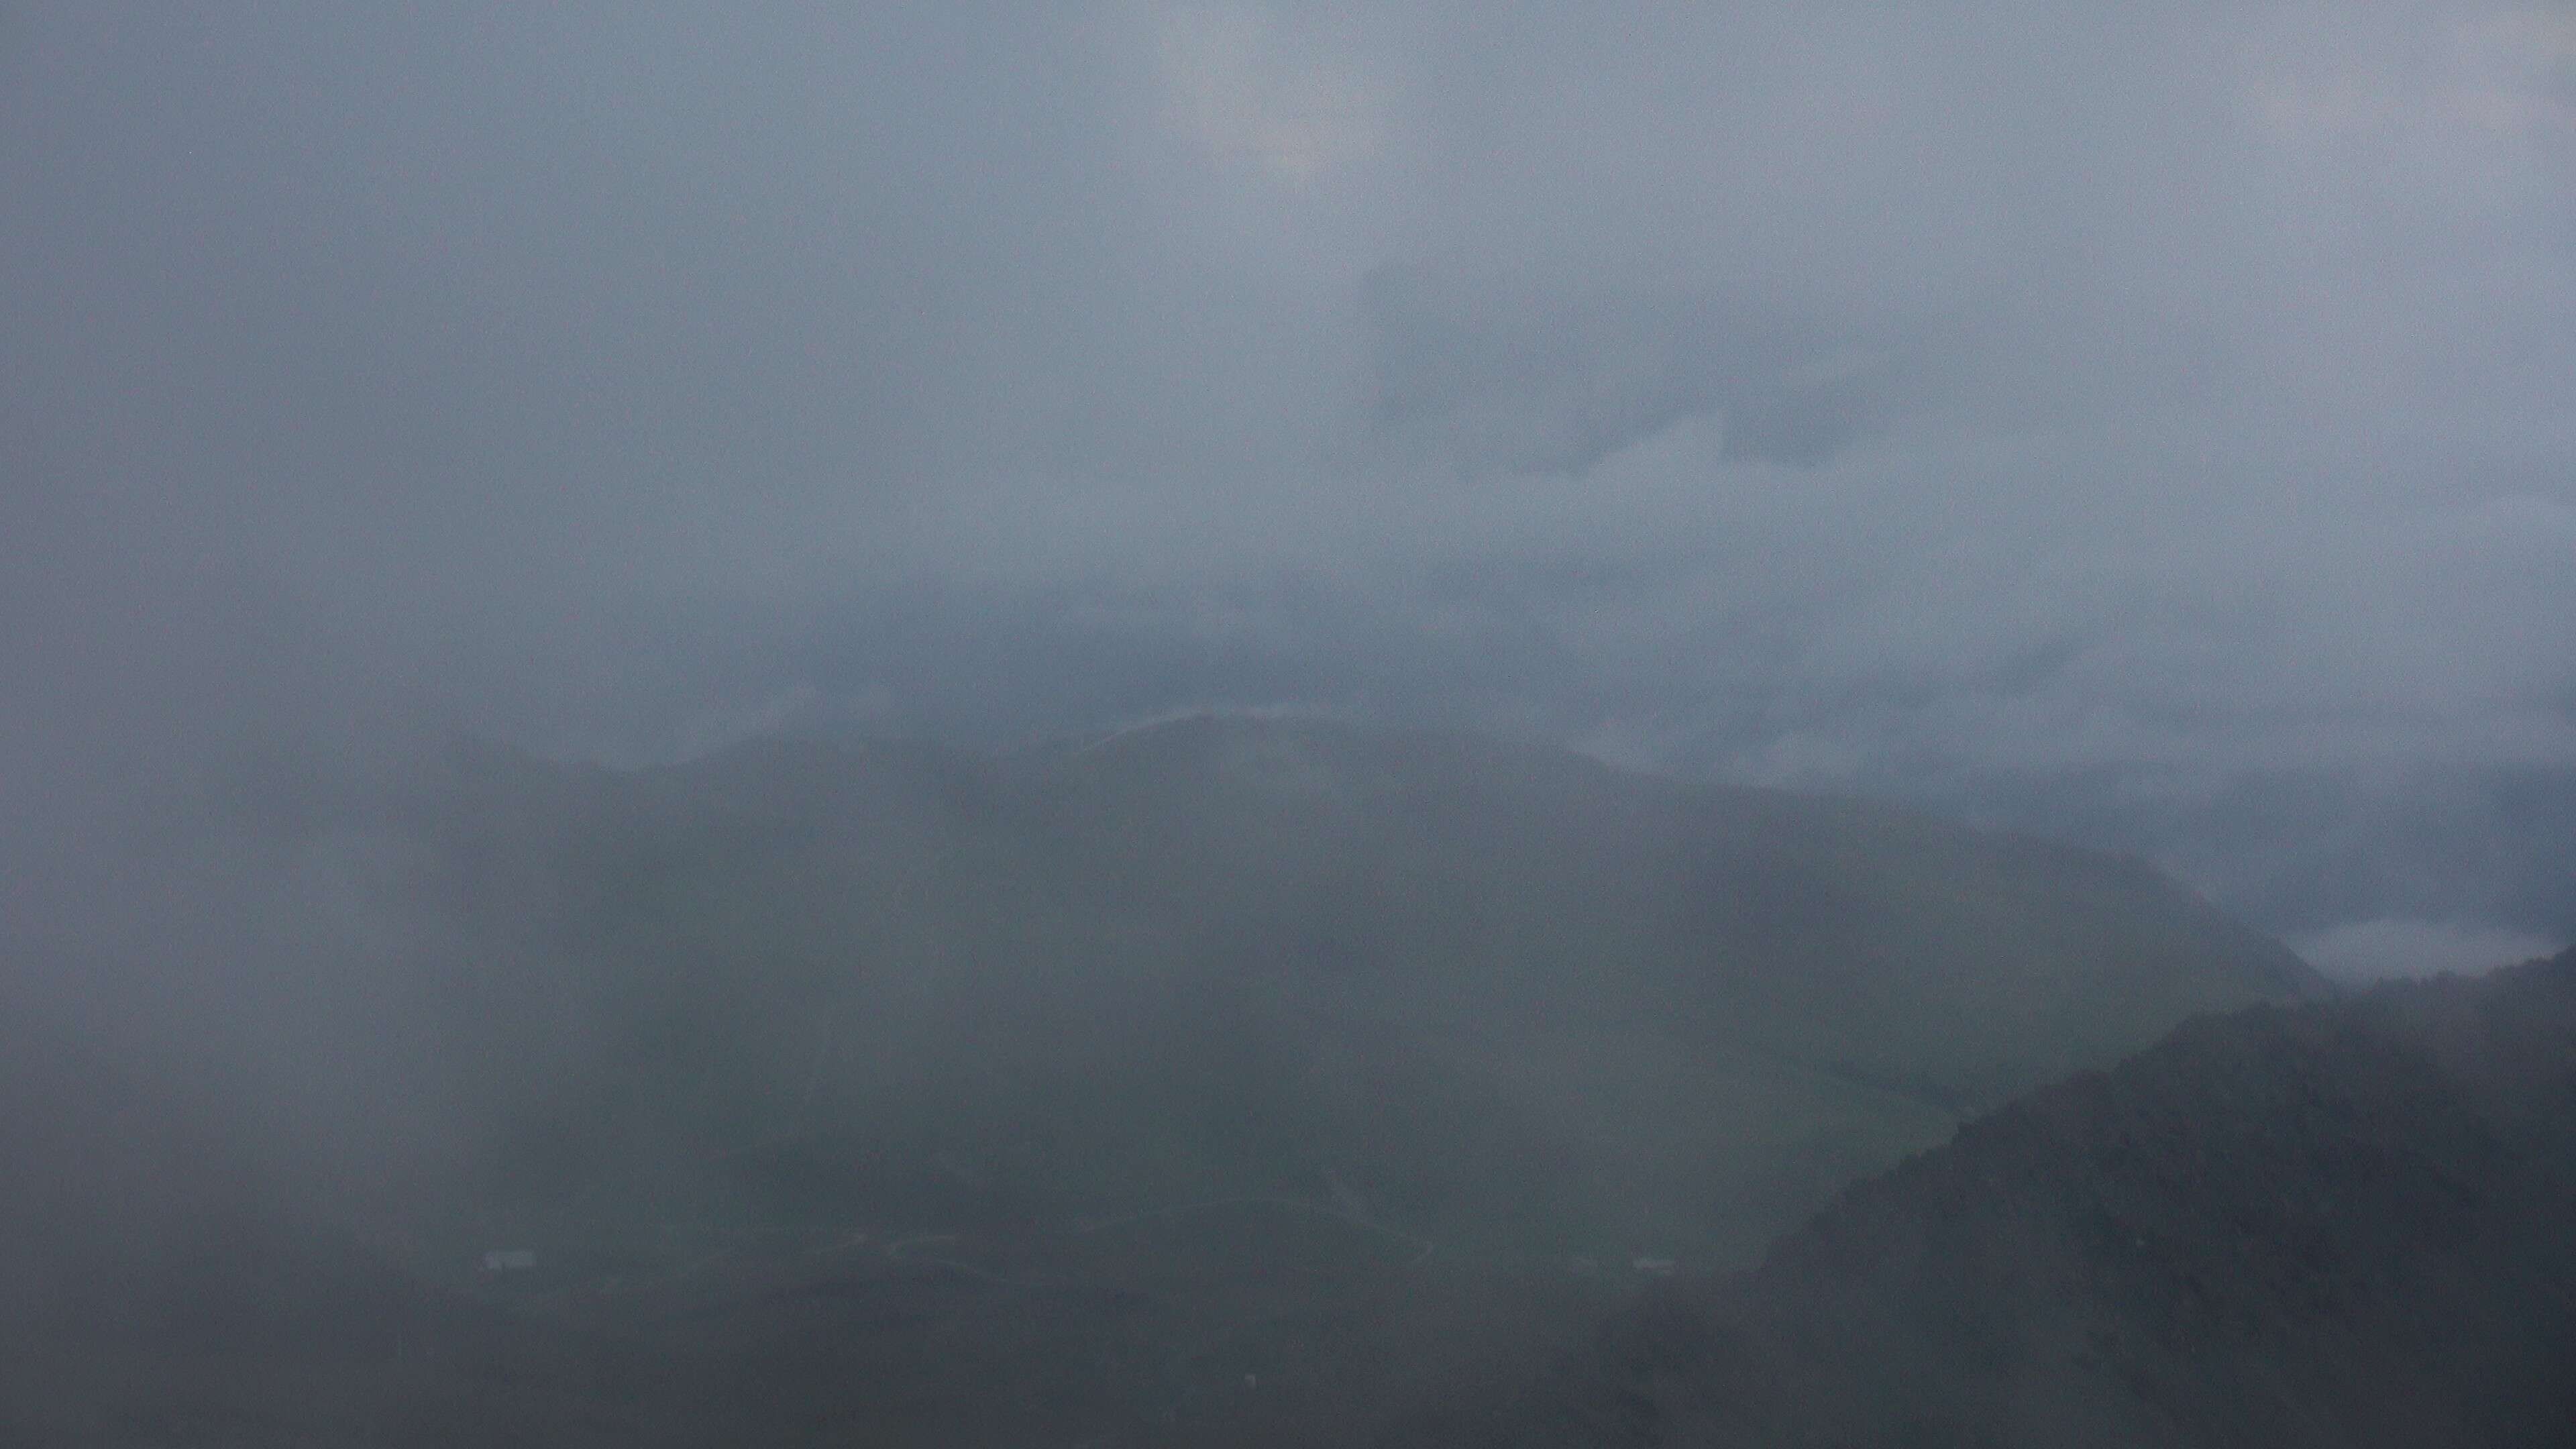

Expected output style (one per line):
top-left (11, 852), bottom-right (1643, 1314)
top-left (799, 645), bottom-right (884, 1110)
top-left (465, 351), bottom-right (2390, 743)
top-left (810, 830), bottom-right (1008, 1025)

top-left (1394, 945), bottom-right (2576, 1448)
top-left (321, 715), bottom-right (2320, 1263)
top-left (10, 721), bottom-right (2537, 1448)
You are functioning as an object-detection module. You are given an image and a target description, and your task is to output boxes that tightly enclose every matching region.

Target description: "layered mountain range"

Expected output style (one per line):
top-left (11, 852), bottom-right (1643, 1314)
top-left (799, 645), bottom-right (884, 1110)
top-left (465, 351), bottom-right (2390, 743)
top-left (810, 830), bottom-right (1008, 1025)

top-left (318, 716), bottom-right (2324, 1263)
top-left (25, 717), bottom-right (2521, 1447)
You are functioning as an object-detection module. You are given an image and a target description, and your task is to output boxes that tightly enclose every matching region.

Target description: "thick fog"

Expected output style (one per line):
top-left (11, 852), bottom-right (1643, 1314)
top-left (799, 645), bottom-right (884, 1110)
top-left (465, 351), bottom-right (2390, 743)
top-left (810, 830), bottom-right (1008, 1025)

top-left (5, 1), bottom-right (2572, 961)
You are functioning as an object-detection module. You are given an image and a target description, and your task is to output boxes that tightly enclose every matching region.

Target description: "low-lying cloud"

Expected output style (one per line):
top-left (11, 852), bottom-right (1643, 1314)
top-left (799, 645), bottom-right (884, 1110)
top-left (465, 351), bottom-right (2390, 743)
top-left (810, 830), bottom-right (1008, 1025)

top-left (3, 1), bottom-right (2570, 946)
top-left (2296, 918), bottom-right (2565, 983)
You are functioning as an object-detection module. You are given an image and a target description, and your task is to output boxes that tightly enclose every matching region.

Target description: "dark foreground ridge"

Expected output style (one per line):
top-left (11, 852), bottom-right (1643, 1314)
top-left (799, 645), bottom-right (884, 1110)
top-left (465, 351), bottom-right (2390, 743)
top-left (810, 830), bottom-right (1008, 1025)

top-left (0, 718), bottom-right (2483, 1447)
top-left (3, 941), bottom-right (2565, 1445)
top-left (1390, 945), bottom-right (2576, 1449)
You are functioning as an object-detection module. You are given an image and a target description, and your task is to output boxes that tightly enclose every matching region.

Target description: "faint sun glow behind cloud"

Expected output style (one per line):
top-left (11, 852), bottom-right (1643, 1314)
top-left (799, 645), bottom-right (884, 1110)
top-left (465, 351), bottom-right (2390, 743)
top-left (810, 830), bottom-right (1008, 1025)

top-left (1155, 3), bottom-right (1387, 187)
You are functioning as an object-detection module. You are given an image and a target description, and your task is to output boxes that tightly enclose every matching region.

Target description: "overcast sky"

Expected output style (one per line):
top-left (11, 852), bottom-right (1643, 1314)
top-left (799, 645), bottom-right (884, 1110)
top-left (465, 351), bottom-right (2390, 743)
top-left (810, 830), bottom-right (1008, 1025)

top-left (4, 2), bottom-right (2571, 956)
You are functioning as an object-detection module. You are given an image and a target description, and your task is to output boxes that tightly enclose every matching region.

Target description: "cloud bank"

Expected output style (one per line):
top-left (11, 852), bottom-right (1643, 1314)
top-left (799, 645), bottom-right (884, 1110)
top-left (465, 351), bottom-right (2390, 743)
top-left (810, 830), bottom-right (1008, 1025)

top-left (3, 1), bottom-right (2570, 943)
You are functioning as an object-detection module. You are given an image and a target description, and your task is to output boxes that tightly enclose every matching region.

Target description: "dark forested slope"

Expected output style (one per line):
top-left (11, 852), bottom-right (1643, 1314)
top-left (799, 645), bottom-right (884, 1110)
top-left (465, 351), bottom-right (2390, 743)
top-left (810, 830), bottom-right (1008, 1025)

top-left (1398, 946), bottom-right (2576, 1448)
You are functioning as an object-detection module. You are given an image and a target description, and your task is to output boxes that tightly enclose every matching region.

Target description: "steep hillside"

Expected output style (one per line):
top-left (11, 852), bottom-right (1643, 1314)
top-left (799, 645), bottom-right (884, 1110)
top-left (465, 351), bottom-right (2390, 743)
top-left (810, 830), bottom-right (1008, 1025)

top-left (340, 715), bottom-right (2317, 1265)
top-left (1399, 947), bottom-right (2576, 1448)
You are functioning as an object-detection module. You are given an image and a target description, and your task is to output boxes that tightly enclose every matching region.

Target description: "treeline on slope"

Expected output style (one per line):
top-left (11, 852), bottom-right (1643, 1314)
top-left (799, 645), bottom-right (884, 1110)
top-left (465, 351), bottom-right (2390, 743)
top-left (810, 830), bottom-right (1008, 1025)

top-left (1390, 945), bottom-right (2576, 1448)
